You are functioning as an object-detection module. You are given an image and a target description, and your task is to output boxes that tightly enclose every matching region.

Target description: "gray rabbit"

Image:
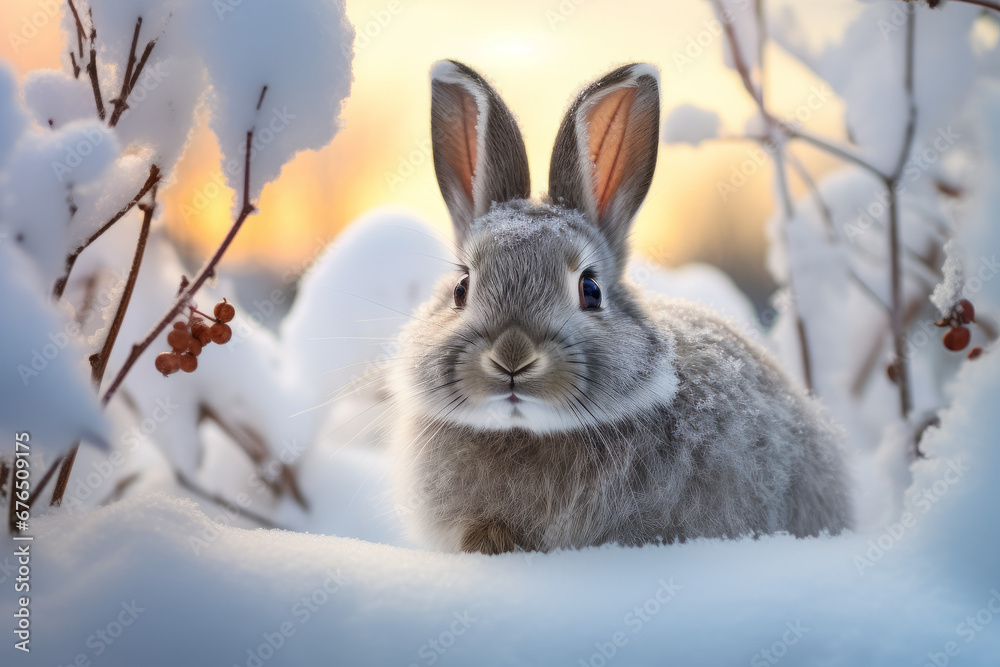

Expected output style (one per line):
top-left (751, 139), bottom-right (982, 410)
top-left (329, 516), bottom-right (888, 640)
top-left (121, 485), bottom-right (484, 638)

top-left (389, 60), bottom-right (851, 554)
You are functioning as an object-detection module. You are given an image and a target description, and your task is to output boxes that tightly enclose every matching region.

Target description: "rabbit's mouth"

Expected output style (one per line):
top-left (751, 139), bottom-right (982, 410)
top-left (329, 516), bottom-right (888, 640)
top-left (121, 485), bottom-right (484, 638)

top-left (457, 392), bottom-right (582, 433)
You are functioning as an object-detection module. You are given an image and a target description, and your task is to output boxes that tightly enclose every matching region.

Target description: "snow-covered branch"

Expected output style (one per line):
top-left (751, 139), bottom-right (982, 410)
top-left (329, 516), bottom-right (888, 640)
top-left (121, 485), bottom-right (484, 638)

top-left (100, 112), bottom-right (262, 410)
top-left (52, 163), bottom-right (160, 299)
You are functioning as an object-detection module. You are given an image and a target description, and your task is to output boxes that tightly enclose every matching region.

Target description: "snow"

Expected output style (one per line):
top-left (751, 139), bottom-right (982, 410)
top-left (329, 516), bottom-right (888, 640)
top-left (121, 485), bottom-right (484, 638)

top-left (0, 118), bottom-right (120, 283)
top-left (0, 242), bottom-right (108, 459)
top-left (68, 152), bottom-right (154, 248)
top-left (49, 0), bottom-right (355, 223)
top-left (4, 207), bottom-right (998, 664)
top-left (1, 346), bottom-right (997, 666)
top-left (186, 0), bottom-right (355, 205)
top-left (280, 209), bottom-right (450, 451)
top-left (661, 103), bottom-right (721, 146)
top-left (770, 1), bottom-right (988, 174)
top-left (21, 69), bottom-right (95, 130)
top-left (931, 239), bottom-right (966, 318)
top-left (962, 80), bottom-right (1000, 312)
top-left (631, 260), bottom-right (759, 334)
top-left (85, 277), bottom-right (124, 353)
top-left (108, 53), bottom-right (206, 186)
top-left (911, 343), bottom-right (1000, 585)
top-left (75, 0), bottom-right (189, 70)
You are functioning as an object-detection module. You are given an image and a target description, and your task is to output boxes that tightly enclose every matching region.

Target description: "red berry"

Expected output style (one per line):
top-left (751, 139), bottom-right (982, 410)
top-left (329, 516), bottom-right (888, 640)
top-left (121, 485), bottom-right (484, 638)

top-left (173, 321), bottom-right (188, 330)
top-left (968, 346), bottom-right (983, 360)
top-left (943, 326), bottom-right (971, 351)
top-left (210, 322), bottom-right (232, 344)
top-left (957, 299), bottom-right (975, 324)
top-left (191, 322), bottom-right (212, 346)
top-left (155, 352), bottom-right (180, 376)
top-left (178, 353), bottom-right (198, 373)
top-left (167, 329), bottom-right (193, 352)
top-left (214, 300), bottom-right (236, 323)
top-left (188, 338), bottom-right (203, 357)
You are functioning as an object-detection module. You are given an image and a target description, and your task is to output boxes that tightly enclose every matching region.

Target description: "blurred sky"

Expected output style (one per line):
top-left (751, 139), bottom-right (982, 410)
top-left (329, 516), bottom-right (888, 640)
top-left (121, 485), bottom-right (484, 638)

top-left (0, 0), bottom-right (862, 308)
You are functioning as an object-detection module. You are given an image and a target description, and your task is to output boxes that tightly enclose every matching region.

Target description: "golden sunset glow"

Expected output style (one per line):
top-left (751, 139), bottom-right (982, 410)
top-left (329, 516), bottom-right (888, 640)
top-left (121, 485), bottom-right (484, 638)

top-left (1, 0), bottom-right (848, 290)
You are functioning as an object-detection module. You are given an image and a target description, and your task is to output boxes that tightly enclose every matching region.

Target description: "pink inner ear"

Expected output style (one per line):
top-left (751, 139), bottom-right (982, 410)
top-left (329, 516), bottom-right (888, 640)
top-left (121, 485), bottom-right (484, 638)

top-left (459, 89), bottom-right (479, 201)
top-left (585, 86), bottom-right (637, 217)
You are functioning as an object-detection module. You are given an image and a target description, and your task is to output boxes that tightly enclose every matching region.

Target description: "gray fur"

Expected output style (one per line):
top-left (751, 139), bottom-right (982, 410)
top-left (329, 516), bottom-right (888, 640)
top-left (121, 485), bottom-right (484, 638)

top-left (390, 62), bottom-right (852, 554)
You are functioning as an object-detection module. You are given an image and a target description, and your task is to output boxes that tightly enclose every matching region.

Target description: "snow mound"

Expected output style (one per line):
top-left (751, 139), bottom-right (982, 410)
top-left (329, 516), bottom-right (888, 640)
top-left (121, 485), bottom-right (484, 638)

top-left (634, 260), bottom-right (759, 334)
top-left (0, 243), bottom-right (108, 458)
top-left (3, 286), bottom-right (998, 667)
top-left (281, 208), bottom-right (450, 449)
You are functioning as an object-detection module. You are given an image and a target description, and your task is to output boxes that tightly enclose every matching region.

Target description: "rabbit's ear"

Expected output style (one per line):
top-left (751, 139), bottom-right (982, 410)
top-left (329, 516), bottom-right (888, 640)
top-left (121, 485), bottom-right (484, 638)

top-left (548, 64), bottom-right (660, 255)
top-left (431, 60), bottom-right (530, 245)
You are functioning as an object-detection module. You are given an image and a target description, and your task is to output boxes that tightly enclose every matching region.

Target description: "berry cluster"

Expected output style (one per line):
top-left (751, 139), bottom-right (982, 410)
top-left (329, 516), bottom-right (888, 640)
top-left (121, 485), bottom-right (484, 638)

top-left (935, 298), bottom-right (981, 358)
top-left (155, 299), bottom-right (236, 376)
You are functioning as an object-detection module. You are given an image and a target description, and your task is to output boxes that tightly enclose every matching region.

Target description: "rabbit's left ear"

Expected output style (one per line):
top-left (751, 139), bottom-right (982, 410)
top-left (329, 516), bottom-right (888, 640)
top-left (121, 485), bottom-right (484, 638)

top-left (548, 64), bottom-right (660, 256)
top-left (431, 60), bottom-right (531, 246)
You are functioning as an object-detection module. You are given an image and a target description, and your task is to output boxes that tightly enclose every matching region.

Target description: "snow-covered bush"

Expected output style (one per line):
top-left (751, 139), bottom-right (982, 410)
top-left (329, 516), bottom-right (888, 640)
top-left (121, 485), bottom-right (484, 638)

top-left (663, 0), bottom-right (1000, 529)
top-left (0, 0), bottom-right (353, 514)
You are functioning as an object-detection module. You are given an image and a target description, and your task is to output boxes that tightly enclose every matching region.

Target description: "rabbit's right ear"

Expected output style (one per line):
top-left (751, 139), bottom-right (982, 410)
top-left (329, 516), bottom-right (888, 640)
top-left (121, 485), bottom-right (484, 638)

top-left (431, 60), bottom-right (531, 246)
top-left (548, 64), bottom-right (660, 259)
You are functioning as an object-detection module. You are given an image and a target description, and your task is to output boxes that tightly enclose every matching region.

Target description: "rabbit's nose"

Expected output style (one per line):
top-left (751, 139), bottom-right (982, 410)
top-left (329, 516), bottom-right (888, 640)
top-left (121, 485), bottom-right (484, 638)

top-left (483, 329), bottom-right (540, 378)
top-left (487, 355), bottom-right (538, 378)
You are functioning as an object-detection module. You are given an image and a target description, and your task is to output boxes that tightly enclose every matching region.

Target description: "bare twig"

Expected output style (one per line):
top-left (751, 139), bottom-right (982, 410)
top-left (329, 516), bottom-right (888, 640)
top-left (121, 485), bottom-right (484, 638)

top-left (199, 404), bottom-right (308, 510)
top-left (891, 20), bottom-right (918, 185)
top-left (949, 0), bottom-right (1000, 12)
top-left (851, 270), bottom-right (892, 312)
top-left (51, 182), bottom-right (158, 507)
top-left (109, 18), bottom-right (158, 128)
top-left (129, 38), bottom-right (156, 92)
top-left (886, 10), bottom-right (918, 419)
top-left (754, 0), bottom-right (766, 86)
top-left (713, 0), bottom-right (762, 107)
top-left (49, 450), bottom-right (77, 507)
top-left (108, 17), bottom-right (143, 127)
top-left (786, 151), bottom-right (836, 242)
top-left (84, 10), bottom-right (105, 121)
top-left (101, 100), bottom-right (264, 409)
top-left (770, 143), bottom-right (815, 392)
top-left (53, 164), bottom-right (161, 299)
top-left (850, 297), bottom-right (923, 398)
top-left (785, 152), bottom-right (892, 310)
top-left (27, 455), bottom-right (64, 508)
top-left (89, 185), bottom-right (157, 385)
top-left (66, 0), bottom-right (85, 59)
top-left (715, 0), bottom-right (814, 392)
top-left (785, 127), bottom-right (887, 180)
top-left (98, 472), bottom-right (141, 506)
top-left (175, 471), bottom-right (281, 529)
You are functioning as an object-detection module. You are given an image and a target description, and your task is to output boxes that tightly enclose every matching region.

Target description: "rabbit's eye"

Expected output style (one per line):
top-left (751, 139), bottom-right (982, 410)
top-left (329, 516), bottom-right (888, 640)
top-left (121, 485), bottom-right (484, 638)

top-left (579, 275), bottom-right (602, 310)
top-left (454, 273), bottom-right (470, 308)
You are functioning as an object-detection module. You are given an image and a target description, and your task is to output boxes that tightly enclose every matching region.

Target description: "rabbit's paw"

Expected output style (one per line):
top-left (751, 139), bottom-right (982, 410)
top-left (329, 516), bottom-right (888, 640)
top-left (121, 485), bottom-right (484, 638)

top-left (459, 519), bottom-right (525, 555)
